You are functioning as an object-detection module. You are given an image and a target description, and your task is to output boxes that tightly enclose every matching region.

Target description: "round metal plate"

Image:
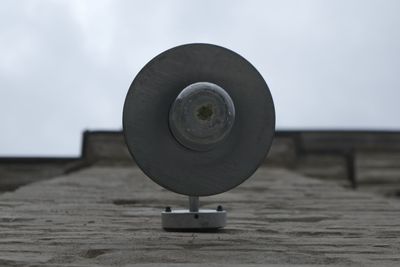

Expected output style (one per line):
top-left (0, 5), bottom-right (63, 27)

top-left (123, 43), bottom-right (275, 196)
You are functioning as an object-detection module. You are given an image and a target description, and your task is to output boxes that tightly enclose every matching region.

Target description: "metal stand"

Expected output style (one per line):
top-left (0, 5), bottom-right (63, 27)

top-left (161, 196), bottom-right (226, 230)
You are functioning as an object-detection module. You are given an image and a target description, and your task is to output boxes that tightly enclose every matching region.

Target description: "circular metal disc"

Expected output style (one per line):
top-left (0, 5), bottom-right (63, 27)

top-left (123, 43), bottom-right (275, 196)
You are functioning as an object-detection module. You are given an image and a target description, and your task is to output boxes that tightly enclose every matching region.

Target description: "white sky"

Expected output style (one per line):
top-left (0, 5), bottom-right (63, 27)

top-left (1, 0), bottom-right (400, 156)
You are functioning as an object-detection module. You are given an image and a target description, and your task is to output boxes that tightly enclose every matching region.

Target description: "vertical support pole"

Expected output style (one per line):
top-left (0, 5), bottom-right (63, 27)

top-left (189, 196), bottom-right (199, 212)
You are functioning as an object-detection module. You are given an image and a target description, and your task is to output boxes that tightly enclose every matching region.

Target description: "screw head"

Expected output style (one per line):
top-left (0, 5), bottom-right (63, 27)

top-left (165, 206), bottom-right (172, 212)
top-left (217, 205), bottom-right (224, 211)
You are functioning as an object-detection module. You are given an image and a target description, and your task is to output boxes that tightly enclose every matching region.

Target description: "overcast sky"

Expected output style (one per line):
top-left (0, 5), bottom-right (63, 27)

top-left (1, 0), bottom-right (400, 156)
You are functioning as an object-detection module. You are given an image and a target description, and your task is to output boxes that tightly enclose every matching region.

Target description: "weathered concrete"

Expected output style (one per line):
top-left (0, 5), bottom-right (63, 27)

top-left (0, 165), bottom-right (399, 266)
top-left (356, 151), bottom-right (400, 197)
top-left (299, 131), bottom-right (400, 152)
top-left (294, 154), bottom-right (348, 185)
top-left (0, 158), bottom-right (82, 192)
top-left (82, 131), bottom-right (134, 165)
top-left (80, 131), bottom-right (400, 192)
top-left (3, 130), bottom-right (400, 198)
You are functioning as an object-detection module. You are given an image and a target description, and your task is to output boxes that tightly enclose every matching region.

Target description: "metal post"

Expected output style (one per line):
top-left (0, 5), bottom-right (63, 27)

top-left (189, 196), bottom-right (199, 212)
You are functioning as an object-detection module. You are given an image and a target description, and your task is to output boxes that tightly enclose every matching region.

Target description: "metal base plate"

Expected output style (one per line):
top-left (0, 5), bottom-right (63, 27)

top-left (162, 209), bottom-right (226, 230)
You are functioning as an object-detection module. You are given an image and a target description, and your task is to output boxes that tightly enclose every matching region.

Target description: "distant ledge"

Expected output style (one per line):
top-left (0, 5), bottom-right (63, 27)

top-left (1, 130), bottom-right (400, 193)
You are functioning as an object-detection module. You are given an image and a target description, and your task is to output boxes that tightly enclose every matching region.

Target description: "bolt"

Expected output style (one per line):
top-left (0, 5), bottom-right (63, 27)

top-left (217, 205), bottom-right (223, 211)
top-left (165, 206), bottom-right (171, 212)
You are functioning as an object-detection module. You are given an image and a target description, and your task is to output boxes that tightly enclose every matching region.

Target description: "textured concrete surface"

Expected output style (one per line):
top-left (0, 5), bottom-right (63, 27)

top-left (0, 165), bottom-right (399, 266)
top-left (356, 151), bottom-right (400, 197)
top-left (3, 130), bottom-right (400, 196)
top-left (81, 131), bottom-right (400, 193)
top-left (0, 158), bottom-right (82, 192)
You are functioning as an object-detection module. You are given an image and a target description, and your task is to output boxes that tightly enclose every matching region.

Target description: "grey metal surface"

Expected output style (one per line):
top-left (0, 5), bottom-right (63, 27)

top-left (163, 196), bottom-right (225, 230)
top-left (162, 209), bottom-right (227, 230)
top-left (123, 43), bottom-right (275, 196)
top-left (188, 196), bottom-right (200, 212)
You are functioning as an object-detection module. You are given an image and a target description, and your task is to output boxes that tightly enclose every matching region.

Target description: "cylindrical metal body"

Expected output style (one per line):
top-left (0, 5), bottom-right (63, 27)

top-left (189, 196), bottom-right (199, 212)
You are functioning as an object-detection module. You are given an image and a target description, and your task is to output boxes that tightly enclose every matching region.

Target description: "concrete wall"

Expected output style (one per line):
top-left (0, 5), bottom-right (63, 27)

top-left (2, 130), bottom-right (400, 196)
top-left (0, 158), bottom-right (82, 191)
top-left (80, 130), bottom-right (400, 189)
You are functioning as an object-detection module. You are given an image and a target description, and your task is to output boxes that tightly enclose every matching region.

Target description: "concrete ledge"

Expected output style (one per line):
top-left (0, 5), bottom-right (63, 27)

top-left (80, 130), bottom-right (400, 188)
top-left (0, 165), bottom-right (399, 265)
top-left (82, 131), bottom-right (133, 165)
top-left (0, 158), bottom-right (82, 192)
top-left (2, 130), bottom-right (400, 194)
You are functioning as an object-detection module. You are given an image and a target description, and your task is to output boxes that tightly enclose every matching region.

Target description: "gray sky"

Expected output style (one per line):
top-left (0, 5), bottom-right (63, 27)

top-left (1, 0), bottom-right (400, 156)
